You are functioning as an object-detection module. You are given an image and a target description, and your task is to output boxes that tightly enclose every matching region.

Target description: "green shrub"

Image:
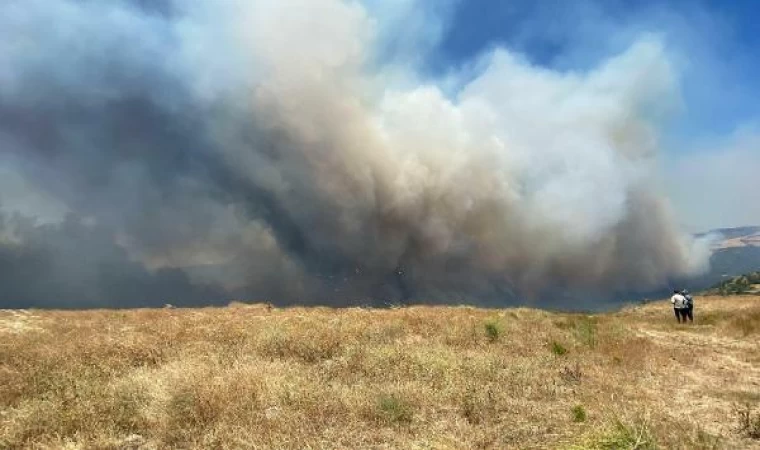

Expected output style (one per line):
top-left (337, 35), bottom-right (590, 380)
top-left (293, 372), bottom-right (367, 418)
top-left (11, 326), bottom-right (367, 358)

top-left (574, 317), bottom-right (598, 348)
top-left (484, 320), bottom-right (502, 343)
top-left (378, 395), bottom-right (413, 424)
top-left (551, 341), bottom-right (568, 356)
top-left (571, 405), bottom-right (587, 423)
top-left (569, 419), bottom-right (658, 450)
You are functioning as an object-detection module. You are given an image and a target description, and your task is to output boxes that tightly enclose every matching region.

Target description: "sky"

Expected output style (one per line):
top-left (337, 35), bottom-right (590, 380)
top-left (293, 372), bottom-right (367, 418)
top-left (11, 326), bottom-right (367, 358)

top-left (426, 0), bottom-right (760, 231)
top-left (2, 0), bottom-right (755, 231)
top-left (0, 0), bottom-right (756, 308)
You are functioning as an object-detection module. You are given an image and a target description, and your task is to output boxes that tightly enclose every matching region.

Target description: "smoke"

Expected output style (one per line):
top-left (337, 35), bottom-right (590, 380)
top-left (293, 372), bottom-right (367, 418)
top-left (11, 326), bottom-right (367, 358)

top-left (0, 0), bottom-right (710, 309)
top-left (0, 210), bottom-right (225, 308)
top-left (667, 125), bottom-right (760, 230)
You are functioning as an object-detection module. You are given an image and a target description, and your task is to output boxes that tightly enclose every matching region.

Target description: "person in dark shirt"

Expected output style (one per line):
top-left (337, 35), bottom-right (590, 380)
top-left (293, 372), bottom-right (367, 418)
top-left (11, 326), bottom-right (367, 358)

top-left (681, 289), bottom-right (694, 323)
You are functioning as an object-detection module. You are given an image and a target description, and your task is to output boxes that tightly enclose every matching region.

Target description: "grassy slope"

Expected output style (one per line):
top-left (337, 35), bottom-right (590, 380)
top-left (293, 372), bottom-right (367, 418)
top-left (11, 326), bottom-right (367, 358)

top-left (1, 297), bottom-right (759, 449)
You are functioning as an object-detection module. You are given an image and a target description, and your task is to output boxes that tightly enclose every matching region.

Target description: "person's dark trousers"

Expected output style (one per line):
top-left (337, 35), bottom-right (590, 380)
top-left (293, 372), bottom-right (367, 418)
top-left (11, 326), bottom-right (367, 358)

top-left (674, 308), bottom-right (682, 323)
top-left (686, 306), bottom-right (693, 322)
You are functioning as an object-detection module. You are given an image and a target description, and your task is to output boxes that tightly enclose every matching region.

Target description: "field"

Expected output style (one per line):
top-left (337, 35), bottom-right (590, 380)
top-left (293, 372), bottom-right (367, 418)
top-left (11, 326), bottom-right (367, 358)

top-left (1, 296), bottom-right (759, 449)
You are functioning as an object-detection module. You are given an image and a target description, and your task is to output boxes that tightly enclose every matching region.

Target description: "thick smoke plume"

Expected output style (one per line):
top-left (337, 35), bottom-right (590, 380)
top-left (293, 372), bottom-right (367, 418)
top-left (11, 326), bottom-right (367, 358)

top-left (0, 0), bottom-right (710, 309)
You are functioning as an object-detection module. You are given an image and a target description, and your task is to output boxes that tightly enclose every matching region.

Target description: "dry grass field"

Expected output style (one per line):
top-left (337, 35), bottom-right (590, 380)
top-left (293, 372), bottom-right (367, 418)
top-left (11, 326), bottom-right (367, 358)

top-left (1, 296), bottom-right (759, 449)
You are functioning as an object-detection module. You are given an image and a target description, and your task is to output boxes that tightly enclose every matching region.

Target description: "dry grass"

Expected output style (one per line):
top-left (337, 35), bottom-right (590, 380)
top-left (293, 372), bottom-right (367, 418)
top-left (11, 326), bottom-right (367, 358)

top-left (0, 296), bottom-right (759, 449)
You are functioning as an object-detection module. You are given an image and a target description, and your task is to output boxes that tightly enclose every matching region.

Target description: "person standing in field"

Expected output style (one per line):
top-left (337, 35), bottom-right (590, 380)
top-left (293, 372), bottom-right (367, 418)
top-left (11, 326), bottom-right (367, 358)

top-left (681, 289), bottom-right (694, 323)
top-left (670, 289), bottom-right (688, 323)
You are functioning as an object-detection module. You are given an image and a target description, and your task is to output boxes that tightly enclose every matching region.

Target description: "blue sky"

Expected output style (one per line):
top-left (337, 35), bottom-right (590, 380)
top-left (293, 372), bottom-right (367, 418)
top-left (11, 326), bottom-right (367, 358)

top-left (414, 0), bottom-right (760, 230)
top-left (430, 0), bottom-right (759, 135)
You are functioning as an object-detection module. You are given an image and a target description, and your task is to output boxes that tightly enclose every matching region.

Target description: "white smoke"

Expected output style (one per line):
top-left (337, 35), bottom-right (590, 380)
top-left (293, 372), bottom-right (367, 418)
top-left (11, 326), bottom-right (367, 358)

top-left (0, 0), bottom-right (710, 307)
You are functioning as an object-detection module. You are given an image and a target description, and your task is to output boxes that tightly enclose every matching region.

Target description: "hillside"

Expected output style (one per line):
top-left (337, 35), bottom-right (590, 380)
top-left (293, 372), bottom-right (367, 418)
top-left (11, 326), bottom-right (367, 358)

top-left (704, 272), bottom-right (760, 295)
top-left (698, 226), bottom-right (760, 249)
top-left (696, 225), bottom-right (760, 243)
top-left (1, 298), bottom-right (759, 449)
top-left (677, 227), bottom-right (760, 296)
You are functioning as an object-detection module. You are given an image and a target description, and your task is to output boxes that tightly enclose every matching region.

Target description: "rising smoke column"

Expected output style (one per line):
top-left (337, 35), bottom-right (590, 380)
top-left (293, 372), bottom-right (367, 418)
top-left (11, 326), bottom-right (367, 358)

top-left (0, 0), bottom-right (710, 308)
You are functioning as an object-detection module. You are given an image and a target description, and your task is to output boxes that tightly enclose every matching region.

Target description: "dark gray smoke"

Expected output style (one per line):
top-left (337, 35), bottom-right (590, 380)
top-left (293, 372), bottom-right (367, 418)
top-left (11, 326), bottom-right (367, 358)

top-left (0, 0), bottom-right (710, 309)
top-left (0, 211), bottom-right (225, 308)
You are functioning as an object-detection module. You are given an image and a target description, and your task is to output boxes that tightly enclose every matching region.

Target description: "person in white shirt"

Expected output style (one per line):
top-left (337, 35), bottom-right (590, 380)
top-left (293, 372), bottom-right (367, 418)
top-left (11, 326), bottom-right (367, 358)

top-left (670, 290), bottom-right (688, 323)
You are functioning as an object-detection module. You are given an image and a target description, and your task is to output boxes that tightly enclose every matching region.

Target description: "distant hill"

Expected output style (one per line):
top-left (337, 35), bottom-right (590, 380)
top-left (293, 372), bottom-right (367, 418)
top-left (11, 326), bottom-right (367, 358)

top-left (704, 271), bottom-right (760, 295)
top-left (696, 225), bottom-right (760, 241)
top-left (685, 226), bottom-right (760, 293)
top-left (697, 225), bottom-right (760, 250)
